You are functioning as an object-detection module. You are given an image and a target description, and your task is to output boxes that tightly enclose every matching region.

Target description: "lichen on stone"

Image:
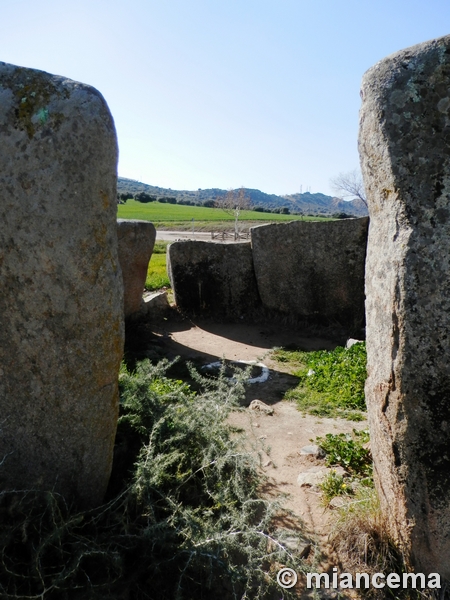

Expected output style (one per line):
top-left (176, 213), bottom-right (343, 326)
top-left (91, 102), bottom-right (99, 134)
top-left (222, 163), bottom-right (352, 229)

top-left (1, 68), bottom-right (68, 138)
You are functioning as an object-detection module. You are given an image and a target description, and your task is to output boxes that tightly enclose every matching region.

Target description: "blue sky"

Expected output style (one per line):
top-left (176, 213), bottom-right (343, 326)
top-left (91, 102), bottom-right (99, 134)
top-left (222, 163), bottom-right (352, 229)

top-left (1, 0), bottom-right (450, 195)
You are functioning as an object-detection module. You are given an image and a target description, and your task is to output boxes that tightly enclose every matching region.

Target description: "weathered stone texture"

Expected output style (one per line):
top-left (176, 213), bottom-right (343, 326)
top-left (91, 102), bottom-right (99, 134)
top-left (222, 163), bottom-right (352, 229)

top-left (0, 63), bottom-right (124, 508)
top-left (359, 35), bottom-right (450, 576)
top-left (142, 290), bottom-right (171, 319)
top-left (117, 219), bottom-right (156, 318)
top-left (250, 219), bottom-right (368, 327)
top-left (167, 241), bottom-right (261, 319)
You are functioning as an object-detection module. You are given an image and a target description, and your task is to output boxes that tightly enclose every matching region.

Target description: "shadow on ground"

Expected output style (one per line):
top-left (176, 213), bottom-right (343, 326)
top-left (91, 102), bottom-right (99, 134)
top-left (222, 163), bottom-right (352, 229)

top-left (123, 313), bottom-right (339, 405)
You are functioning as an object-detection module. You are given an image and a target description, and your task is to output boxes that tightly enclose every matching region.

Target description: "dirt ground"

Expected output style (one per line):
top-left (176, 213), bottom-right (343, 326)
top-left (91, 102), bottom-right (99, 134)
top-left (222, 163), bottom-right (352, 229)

top-left (130, 314), bottom-right (367, 588)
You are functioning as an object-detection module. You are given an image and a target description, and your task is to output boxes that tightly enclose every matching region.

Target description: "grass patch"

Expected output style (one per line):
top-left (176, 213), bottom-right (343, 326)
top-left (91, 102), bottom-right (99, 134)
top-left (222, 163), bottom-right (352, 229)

top-left (329, 487), bottom-right (410, 599)
top-left (117, 200), bottom-right (332, 225)
top-left (327, 477), bottom-right (439, 599)
top-left (0, 359), bottom-right (306, 599)
top-left (152, 240), bottom-right (170, 253)
top-left (273, 342), bottom-right (367, 420)
top-left (145, 241), bottom-right (170, 291)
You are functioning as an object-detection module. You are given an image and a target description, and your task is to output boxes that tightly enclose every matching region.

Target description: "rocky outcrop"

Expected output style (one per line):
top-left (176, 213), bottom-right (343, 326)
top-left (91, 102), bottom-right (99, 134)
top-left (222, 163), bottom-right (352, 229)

top-left (250, 219), bottom-right (368, 327)
top-left (0, 63), bottom-right (124, 508)
top-left (117, 219), bottom-right (156, 318)
top-left (167, 241), bottom-right (261, 320)
top-left (359, 34), bottom-right (450, 576)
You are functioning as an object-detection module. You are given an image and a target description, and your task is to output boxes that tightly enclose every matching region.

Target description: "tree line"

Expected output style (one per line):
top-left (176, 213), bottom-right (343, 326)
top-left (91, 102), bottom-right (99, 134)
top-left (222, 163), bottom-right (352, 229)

top-left (117, 189), bottom-right (297, 214)
top-left (117, 192), bottom-right (178, 204)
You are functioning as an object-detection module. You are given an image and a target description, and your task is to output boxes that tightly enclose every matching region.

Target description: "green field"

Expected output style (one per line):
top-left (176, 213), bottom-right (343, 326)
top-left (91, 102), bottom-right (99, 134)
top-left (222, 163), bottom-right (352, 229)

top-left (117, 200), bottom-right (330, 227)
top-left (146, 241), bottom-right (170, 290)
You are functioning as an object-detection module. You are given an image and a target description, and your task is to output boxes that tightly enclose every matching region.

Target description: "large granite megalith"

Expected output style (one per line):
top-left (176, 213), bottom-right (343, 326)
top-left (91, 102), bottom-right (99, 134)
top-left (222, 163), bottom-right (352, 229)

top-left (117, 219), bottom-right (156, 318)
top-left (0, 63), bottom-right (124, 508)
top-left (251, 219), bottom-right (368, 327)
top-left (359, 35), bottom-right (450, 576)
top-left (167, 241), bottom-right (261, 320)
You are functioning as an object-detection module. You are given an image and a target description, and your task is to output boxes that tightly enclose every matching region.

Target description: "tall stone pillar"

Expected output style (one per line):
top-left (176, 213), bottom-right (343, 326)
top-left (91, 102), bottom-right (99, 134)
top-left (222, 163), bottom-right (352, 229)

top-left (359, 35), bottom-right (450, 576)
top-left (0, 62), bottom-right (124, 508)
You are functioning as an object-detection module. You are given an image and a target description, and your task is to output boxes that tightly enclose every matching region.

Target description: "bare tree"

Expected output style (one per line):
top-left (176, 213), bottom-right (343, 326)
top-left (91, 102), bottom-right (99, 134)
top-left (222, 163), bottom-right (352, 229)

top-left (215, 187), bottom-right (251, 239)
top-left (330, 169), bottom-right (367, 208)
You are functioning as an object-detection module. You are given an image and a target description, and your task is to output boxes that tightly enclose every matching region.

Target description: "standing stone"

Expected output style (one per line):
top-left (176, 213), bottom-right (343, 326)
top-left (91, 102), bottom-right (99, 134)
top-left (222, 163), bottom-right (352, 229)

top-left (117, 219), bottom-right (156, 318)
top-left (0, 63), bottom-right (124, 508)
top-left (359, 35), bottom-right (450, 576)
top-left (251, 219), bottom-right (368, 328)
top-left (167, 241), bottom-right (261, 320)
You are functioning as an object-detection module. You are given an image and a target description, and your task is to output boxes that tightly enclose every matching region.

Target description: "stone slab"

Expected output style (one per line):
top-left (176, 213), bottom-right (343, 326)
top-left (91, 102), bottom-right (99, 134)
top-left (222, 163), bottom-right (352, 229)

top-left (250, 219), bottom-right (368, 327)
top-left (0, 62), bottom-right (124, 508)
top-left (117, 219), bottom-right (156, 318)
top-left (167, 241), bottom-right (261, 320)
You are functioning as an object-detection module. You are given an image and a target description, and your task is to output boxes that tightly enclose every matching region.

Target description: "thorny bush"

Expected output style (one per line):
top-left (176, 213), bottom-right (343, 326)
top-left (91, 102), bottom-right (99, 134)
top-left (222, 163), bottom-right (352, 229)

top-left (0, 359), bottom-right (306, 599)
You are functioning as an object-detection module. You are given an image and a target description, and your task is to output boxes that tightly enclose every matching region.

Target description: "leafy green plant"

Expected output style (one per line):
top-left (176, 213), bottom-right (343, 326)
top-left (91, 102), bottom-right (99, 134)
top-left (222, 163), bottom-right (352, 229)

top-left (315, 429), bottom-right (372, 478)
top-left (274, 342), bottom-right (367, 420)
top-left (0, 359), bottom-right (305, 599)
top-left (316, 430), bottom-right (372, 506)
top-left (319, 470), bottom-right (351, 504)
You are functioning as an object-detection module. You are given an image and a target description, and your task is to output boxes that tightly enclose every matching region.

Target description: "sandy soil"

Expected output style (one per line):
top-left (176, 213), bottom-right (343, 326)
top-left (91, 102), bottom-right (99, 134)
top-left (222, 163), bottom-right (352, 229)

top-left (136, 314), bottom-right (367, 590)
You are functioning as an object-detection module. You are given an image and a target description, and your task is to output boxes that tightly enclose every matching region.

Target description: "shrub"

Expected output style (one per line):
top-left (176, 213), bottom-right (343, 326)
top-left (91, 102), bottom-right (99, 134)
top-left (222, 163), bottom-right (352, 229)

top-left (158, 197), bottom-right (177, 204)
top-left (0, 360), bottom-right (304, 599)
top-left (332, 212), bottom-right (354, 219)
top-left (202, 199), bottom-right (215, 208)
top-left (135, 192), bottom-right (156, 203)
top-left (119, 192), bottom-right (134, 202)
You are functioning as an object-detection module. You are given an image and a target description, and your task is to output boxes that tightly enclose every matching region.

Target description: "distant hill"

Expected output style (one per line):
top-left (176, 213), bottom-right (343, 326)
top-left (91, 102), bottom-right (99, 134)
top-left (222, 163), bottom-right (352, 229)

top-left (117, 177), bottom-right (368, 217)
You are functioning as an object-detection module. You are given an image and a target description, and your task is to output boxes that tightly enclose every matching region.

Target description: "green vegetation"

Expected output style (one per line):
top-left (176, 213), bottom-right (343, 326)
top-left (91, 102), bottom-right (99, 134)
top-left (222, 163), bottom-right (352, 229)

top-left (273, 342), bottom-right (367, 420)
top-left (316, 429), bottom-right (372, 505)
top-left (151, 240), bottom-right (169, 254)
top-left (117, 199), bottom-right (330, 226)
top-left (271, 340), bottom-right (414, 588)
top-left (0, 359), bottom-right (305, 599)
top-left (117, 177), bottom-right (369, 218)
top-left (145, 241), bottom-right (170, 290)
top-left (316, 429), bottom-right (372, 478)
top-left (319, 469), bottom-right (350, 504)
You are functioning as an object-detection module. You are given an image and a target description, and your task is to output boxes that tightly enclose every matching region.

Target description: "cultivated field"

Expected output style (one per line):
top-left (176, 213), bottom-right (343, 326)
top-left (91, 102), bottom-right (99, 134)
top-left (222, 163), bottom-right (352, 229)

top-left (117, 200), bottom-right (330, 230)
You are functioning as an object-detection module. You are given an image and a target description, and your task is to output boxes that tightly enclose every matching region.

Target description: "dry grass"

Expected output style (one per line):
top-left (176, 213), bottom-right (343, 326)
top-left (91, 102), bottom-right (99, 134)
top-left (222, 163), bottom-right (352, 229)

top-left (330, 488), bottom-right (404, 578)
top-left (328, 487), bottom-right (448, 599)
